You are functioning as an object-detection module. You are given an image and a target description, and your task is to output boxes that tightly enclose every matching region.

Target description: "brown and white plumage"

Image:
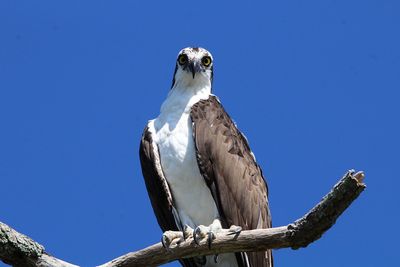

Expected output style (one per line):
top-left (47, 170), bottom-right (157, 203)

top-left (139, 47), bottom-right (272, 267)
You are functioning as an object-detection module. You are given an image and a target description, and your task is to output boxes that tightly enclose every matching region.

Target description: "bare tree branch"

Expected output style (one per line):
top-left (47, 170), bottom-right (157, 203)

top-left (0, 222), bottom-right (78, 267)
top-left (98, 169), bottom-right (366, 267)
top-left (1, 170), bottom-right (366, 267)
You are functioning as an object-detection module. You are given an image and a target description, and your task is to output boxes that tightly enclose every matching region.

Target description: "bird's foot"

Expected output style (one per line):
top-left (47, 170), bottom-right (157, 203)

top-left (161, 230), bottom-right (183, 250)
top-left (227, 225), bottom-right (242, 236)
top-left (161, 225), bottom-right (194, 250)
top-left (193, 220), bottom-right (242, 249)
top-left (183, 225), bottom-right (194, 240)
top-left (193, 224), bottom-right (216, 248)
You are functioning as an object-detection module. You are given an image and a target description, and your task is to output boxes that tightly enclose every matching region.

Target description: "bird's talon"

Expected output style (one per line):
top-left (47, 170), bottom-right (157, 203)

top-left (193, 227), bottom-right (201, 245)
top-left (183, 225), bottom-right (188, 240)
top-left (208, 231), bottom-right (216, 249)
top-left (228, 225), bottom-right (242, 235)
top-left (161, 235), bottom-right (169, 250)
top-left (161, 231), bottom-right (184, 250)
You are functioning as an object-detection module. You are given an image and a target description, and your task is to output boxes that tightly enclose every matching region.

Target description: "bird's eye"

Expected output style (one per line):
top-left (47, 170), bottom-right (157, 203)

top-left (178, 54), bottom-right (187, 65)
top-left (201, 56), bottom-right (212, 67)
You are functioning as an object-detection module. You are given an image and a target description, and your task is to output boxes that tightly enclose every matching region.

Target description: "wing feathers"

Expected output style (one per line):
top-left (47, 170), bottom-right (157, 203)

top-left (191, 96), bottom-right (273, 267)
top-left (139, 125), bottom-right (178, 232)
top-left (139, 125), bottom-right (198, 267)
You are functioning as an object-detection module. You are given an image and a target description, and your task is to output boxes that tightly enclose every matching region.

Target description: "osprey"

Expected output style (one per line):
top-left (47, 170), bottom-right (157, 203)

top-left (139, 47), bottom-right (272, 267)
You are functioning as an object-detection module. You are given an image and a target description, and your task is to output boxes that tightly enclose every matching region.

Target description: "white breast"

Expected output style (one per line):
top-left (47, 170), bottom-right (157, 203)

top-left (149, 86), bottom-right (219, 228)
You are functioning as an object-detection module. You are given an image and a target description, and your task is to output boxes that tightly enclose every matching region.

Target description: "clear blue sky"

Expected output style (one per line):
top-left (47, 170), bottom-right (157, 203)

top-left (1, 1), bottom-right (399, 266)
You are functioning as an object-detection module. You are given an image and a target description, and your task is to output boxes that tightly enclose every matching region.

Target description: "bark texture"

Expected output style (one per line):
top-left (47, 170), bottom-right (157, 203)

top-left (0, 170), bottom-right (366, 267)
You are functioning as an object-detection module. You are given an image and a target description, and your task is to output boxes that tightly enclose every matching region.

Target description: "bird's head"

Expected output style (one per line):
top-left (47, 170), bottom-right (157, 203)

top-left (171, 47), bottom-right (214, 89)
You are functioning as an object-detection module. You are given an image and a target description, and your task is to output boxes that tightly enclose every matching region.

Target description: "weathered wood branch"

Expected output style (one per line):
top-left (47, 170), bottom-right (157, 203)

top-left (0, 222), bottom-right (78, 267)
top-left (98, 169), bottom-right (366, 267)
top-left (1, 170), bottom-right (366, 267)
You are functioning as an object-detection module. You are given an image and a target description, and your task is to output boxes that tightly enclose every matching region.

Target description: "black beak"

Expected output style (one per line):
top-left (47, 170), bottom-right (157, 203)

top-left (187, 60), bottom-right (201, 79)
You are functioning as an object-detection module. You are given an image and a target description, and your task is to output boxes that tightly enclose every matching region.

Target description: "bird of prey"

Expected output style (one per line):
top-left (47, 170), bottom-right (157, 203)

top-left (139, 47), bottom-right (272, 267)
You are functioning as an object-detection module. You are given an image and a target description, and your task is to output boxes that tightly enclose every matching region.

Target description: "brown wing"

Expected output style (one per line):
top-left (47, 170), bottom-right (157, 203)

top-left (139, 125), bottom-right (197, 267)
top-left (190, 96), bottom-right (273, 267)
top-left (139, 125), bottom-right (178, 232)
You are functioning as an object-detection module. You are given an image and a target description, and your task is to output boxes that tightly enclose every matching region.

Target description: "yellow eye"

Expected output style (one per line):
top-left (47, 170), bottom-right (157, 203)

top-left (202, 56), bottom-right (212, 67)
top-left (178, 54), bottom-right (187, 65)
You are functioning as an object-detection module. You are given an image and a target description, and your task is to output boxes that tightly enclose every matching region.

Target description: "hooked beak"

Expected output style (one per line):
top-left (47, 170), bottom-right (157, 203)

top-left (187, 60), bottom-right (201, 79)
